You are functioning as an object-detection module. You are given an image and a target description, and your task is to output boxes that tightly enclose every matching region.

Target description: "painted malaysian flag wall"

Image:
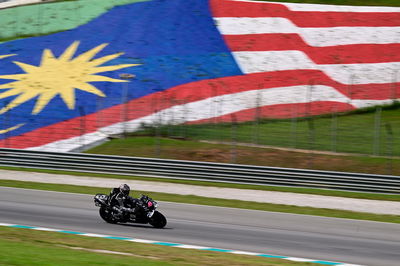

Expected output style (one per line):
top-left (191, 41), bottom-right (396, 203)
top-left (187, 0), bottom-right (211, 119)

top-left (206, 0), bottom-right (400, 122)
top-left (0, 0), bottom-right (399, 152)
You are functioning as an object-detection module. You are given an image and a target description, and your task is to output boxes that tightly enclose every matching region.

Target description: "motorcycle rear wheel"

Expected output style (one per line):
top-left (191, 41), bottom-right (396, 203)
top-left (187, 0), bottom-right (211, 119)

top-left (149, 211), bottom-right (167, 228)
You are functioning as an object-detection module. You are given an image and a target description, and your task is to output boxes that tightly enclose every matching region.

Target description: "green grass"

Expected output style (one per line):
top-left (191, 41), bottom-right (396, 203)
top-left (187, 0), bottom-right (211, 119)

top-left (0, 227), bottom-right (307, 266)
top-left (1, 180), bottom-right (399, 224)
top-left (130, 107), bottom-right (400, 157)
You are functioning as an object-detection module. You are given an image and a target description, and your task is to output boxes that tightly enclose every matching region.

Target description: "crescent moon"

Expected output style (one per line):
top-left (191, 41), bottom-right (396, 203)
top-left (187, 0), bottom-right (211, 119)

top-left (0, 123), bottom-right (25, 134)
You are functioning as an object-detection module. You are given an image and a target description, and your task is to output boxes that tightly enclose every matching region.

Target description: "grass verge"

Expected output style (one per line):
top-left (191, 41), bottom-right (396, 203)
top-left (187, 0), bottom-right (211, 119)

top-left (1, 180), bottom-right (399, 224)
top-left (0, 227), bottom-right (308, 266)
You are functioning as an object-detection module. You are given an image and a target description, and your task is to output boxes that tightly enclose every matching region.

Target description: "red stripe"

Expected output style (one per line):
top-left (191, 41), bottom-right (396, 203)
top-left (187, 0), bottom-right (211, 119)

top-left (210, 0), bottom-right (400, 27)
top-left (1, 70), bottom-right (399, 149)
top-left (160, 70), bottom-right (400, 100)
top-left (188, 101), bottom-right (355, 123)
top-left (224, 34), bottom-right (400, 64)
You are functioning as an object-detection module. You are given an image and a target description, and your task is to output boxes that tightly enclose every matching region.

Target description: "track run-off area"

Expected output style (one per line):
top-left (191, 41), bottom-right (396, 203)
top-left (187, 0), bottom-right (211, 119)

top-left (1, 187), bottom-right (400, 266)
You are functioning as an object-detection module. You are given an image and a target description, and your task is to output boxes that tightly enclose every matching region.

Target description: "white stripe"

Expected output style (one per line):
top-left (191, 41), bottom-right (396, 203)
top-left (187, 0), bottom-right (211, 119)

top-left (28, 85), bottom-right (397, 152)
top-left (127, 239), bottom-right (157, 244)
top-left (215, 18), bottom-right (400, 46)
top-left (229, 0), bottom-right (400, 12)
top-left (0, 0), bottom-right (43, 9)
top-left (286, 257), bottom-right (315, 262)
top-left (275, 1), bottom-right (400, 12)
top-left (33, 227), bottom-right (61, 232)
top-left (81, 233), bottom-right (110, 238)
top-left (230, 251), bottom-right (261, 255)
top-left (0, 223), bottom-right (14, 226)
top-left (338, 264), bottom-right (364, 266)
top-left (232, 51), bottom-right (400, 84)
top-left (176, 244), bottom-right (211, 250)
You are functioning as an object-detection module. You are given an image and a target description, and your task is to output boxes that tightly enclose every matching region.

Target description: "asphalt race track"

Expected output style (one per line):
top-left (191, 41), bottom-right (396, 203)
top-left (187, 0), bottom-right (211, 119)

top-left (1, 187), bottom-right (400, 266)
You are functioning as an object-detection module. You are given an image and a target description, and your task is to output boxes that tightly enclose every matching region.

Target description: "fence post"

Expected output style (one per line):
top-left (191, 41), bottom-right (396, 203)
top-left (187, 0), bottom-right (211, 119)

top-left (37, 4), bottom-right (42, 36)
top-left (119, 73), bottom-right (134, 138)
top-left (306, 80), bottom-right (313, 117)
top-left (230, 114), bottom-right (237, 164)
top-left (392, 70), bottom-right (399, 102)
top-left (13, 8), bottom-right (19, 37)
top-left (331, 105), bottom-right (338, 153)
top-left (122, 82), bottom-right (129, 138)
top-left (291, 104), bottom-right (298, 148)
top-left (79, 106), bottom-right (86, 151)
top-left (168, 94), bottom-right (174, 137)
top-left (4, 111), bottom-right (9, 148)
top-left (2, 101), bottom-right (10, 148)
top-left (181, 99), bottom-right (187, 139)
top-left (253, 86), bottom-right (262, 145)
top-left (74, 0), bottom-right (81, 27)
top-left (307, 80), bottom-right (315, 168)
top-left (384, 122), bottom-right (394, 175)
top-left (154, 102), bottom-right (162, 158)
top-left (348, 74), bottom-right (356, 110)
top-left (96, 95), bottom-right (104, 132)
top-left (373, 106), bottom-right (382, 156)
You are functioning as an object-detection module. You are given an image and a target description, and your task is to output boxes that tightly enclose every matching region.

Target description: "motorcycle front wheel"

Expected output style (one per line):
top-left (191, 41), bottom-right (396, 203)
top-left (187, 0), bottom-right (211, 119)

top-left (99, 207), bottom-right (118, 224)
top-left (149, 211), bottom-right (167, 228)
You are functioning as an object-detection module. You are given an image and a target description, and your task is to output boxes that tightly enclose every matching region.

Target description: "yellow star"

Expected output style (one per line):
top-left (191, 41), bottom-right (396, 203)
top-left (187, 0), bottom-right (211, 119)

top-left (0, 123), bottom-right (24, 134)
top-left (0, 54), bottom-right (16, 60)
top-left (0, 41), bottom-right (139, 114)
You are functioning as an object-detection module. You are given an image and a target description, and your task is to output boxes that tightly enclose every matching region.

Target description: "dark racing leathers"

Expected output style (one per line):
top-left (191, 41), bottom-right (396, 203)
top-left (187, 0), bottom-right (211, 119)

top-left (109, 188), bottom-right (139, 218)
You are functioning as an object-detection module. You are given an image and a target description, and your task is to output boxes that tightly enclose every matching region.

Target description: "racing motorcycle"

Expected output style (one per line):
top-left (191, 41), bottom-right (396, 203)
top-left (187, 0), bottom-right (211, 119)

top-left (94, 193), bottom-right (167, 228)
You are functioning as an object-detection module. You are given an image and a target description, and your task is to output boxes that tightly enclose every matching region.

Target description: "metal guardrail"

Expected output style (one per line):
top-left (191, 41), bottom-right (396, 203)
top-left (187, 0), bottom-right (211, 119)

top-left (0, 148), bottom-right (399, 194)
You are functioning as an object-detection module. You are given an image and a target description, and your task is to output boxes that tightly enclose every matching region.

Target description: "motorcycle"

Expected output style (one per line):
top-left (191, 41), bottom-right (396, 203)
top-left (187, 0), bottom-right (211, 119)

top-left (94, 193), bottom-right (167, 228)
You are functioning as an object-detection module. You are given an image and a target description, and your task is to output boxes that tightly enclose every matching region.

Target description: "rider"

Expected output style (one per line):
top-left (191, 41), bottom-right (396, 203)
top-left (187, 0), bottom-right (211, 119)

top-left (109, 184), bottom-right (139, 217)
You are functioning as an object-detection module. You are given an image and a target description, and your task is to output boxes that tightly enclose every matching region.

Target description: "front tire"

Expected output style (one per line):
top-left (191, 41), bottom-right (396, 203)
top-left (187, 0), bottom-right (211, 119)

top-left (149, 211), bottom-right (167, 228)
top-left (99, 207), bottom-right (118, 224)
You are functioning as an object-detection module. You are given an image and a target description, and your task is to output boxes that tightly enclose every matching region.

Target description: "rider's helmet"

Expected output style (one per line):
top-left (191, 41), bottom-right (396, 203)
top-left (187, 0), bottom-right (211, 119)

top-left (119, 184), bottom-right (130, 196)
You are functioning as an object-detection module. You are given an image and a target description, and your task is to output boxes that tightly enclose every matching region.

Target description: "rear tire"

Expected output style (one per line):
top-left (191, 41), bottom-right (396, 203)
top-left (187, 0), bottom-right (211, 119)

top-left (149, 211), bottom-right (167, 228)
top-left (99, 207), bottom-right (118, 224)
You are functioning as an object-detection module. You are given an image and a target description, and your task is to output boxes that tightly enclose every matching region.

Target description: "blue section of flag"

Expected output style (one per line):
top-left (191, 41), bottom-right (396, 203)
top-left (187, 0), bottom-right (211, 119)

top-left (0, 0), bottom-right (242, 139)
